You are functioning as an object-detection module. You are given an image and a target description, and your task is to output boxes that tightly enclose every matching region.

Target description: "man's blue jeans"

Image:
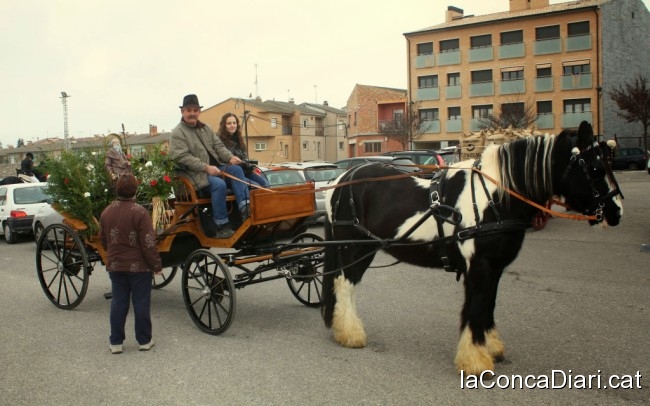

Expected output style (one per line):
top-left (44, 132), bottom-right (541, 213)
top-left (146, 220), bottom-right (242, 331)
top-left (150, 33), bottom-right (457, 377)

top-left (109, 272), bottom-right (153, 346)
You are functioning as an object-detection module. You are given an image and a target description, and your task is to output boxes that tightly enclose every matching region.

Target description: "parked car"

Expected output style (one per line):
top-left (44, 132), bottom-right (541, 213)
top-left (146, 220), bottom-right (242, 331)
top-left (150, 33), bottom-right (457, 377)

top-left (334, 156), bottom-right (426, 177)
top-left (647, 156), bottom-right (650, 174)
top-left (611, 147), bottom-right (648, 170)
top-left (382, 150), bottom-right (445, 166)
top-left (32, 201), bottom-right (64, 244)
top-left (0, 182), bottom-right (51, 244)
top-left (264, 162), bottom-right (345, 222)
top-left (435, 146), bottom-right (462, 165)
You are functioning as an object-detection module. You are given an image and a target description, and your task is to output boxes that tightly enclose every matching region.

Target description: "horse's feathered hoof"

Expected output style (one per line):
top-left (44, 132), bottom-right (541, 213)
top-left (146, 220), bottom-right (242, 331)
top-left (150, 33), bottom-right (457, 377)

top-left (332, 276), bottom-right (367, 348)
top-left (455, 326), bottom-right (495, 375)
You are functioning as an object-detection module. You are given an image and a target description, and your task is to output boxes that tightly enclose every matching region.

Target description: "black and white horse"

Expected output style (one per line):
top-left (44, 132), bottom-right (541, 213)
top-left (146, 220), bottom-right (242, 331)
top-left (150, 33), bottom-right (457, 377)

top-left (320, 121), bottom-right (623, 375)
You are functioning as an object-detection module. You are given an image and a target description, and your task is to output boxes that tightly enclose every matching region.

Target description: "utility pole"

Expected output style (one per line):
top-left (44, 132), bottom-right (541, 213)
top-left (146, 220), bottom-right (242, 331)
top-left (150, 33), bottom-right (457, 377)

top-left (60, 92), bottom-right (70, 151)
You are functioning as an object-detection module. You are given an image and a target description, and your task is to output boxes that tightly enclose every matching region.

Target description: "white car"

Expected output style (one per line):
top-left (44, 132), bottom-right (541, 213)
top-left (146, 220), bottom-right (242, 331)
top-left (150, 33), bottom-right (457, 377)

top-left (32, 202), bottom-right (65, 244)
top-left (0, 182), bottom-right (51, 244)
top-left (265, 162), bottom-right (344, 222)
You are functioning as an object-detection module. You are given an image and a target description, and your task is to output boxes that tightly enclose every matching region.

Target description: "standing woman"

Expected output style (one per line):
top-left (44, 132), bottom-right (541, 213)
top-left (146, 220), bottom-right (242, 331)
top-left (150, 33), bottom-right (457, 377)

top-left (217, 113), bottom-right (269, 187)
top-left (100, 174), bottom-right (162, 354)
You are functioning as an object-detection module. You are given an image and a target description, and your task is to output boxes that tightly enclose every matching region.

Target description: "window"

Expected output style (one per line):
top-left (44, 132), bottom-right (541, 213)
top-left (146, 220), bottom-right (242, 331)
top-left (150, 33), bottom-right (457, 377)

top-left (501, 67), bottom-right (524, 81)
top-left (537, 101), bottom-right (552, 114)
top-left (439, 38), bottom-right (459, 52)
top-left (418, 75), bottom-right (438, 88)
top-left (393, 109), bottom-right (404, 122)
top-left (471, 34), bottom-right (492, 48)
top-left (536, 64), bottom-right (552, 77)
top-left (302, 119), bottom-right (308, 128)
top-left (563, 61), bottom-right (590, 75)
top-left (448, 107), bottom-right (461, 120)
top-left (500, 30), bottom-right (523, 45)
top-left (417, 42), bottom-right (433, 55)
top-left (302, 141), bottom-right (309, 150)
top-left (564, 98), bottom-right (591, 113)
top-left (471, 69), bottom-right (492, 83)
top-left (271, 117), bottom-right (277, 128)
top-left (338, 141), bottom-right (344, 150)
top-left (472, 105), bottom-right (493, 118)
top-left (536, 25), bottom-right (560, 40)
top-left (502, 102), bottom-right (525, 116)
top-left (420, 108), bottom-right (439, 121)
top-left (254, 142), bottom-right (267, 151)
top-left (447, 72), bottom-right (460, 86)
top-left (568, 21), bottom-right (590, 36)
top-left (364, 142), bottom-right (382, 153)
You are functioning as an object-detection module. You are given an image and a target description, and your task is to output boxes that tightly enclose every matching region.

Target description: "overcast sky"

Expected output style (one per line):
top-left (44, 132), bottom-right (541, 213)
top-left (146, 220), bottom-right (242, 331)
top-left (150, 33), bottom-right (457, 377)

top-left (1, 0), bottom-right (648, 148)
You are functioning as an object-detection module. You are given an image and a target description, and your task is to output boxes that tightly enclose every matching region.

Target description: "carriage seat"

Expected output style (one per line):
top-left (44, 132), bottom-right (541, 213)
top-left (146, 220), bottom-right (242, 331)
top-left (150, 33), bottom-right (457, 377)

top-left (174, 176), bottom-right (235, 206)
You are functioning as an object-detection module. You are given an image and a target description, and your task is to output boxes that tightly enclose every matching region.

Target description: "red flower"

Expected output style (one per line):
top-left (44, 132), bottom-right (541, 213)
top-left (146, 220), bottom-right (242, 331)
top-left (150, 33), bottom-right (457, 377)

top-left (160, 151), bottom-right (167, 156)
top-left (150, 179), bottom-right (158, 187)
top-left (64, 178), bottom-right (70, 185)
top-left (126, 154), bottom-right (132, 159)
top-left (163, 175), bottom-right (171, 183)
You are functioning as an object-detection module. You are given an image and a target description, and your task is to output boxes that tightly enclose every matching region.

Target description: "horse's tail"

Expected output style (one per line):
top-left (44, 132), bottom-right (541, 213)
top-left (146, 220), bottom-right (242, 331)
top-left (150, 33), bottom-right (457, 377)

top-left (320, 217), bottom-right (339, 328)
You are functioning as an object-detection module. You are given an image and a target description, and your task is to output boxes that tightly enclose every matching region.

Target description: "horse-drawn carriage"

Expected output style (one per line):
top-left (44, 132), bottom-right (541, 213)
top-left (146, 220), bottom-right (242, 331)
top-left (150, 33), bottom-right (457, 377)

top-left (35, 177), bottom-right (325, 335)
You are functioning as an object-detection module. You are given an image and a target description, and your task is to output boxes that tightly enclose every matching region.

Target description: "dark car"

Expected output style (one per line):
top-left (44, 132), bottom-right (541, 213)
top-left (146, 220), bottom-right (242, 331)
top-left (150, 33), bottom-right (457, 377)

top-left (382, 150), bottom-right (445, 166)
top-left (611, 147), bottom-right (648, 170)
top-left (334, 156), bottom-right (427, 176)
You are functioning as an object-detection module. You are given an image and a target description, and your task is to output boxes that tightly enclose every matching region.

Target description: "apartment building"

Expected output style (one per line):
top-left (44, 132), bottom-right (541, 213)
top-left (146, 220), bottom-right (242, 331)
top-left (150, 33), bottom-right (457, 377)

top-left (404, 0), bottom-right (650, 148)
top-left (200, 97), bottom-right (347, 164)
top-left (345, 84), bottom-right (408, 157)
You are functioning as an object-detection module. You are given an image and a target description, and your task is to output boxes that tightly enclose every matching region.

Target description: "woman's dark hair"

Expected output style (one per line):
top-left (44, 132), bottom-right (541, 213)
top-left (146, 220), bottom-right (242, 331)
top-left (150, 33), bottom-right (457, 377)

top-left (26, 152), bottom-right (34, 159)
top-left (217, 112), bottom-right (246, 152)
top-left (115, 173), bottom-right (138, 198)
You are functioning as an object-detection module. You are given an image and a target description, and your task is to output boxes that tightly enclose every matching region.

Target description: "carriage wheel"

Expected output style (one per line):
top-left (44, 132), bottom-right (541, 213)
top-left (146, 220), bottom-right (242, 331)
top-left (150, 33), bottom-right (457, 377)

top-left (36, 224), bottom-right (89, 310)
top-left (152, 266), bottom-right (177, 289)
top-left (286, 233), bottom-right (325, 308)
top-left (181, 249), bottom-right (236, 335)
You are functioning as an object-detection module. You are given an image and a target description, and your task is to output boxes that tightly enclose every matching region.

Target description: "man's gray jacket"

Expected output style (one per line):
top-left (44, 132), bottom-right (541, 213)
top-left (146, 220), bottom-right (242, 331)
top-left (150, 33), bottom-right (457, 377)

top-left (171, 120), bottom-right (234, 189)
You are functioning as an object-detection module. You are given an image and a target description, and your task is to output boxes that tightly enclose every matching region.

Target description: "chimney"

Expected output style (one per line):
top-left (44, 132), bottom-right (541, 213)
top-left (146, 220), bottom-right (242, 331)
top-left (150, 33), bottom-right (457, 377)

top-left (446, 6), bottom-right (464, 22)
top-left (149, 124), bottom-right (158, 136)
top-left (509, 0), bottom-right (549, 12)
top-left (323, 101), bottom-right (329, 106)
top-left (289, 98), bottom-right (295, 104)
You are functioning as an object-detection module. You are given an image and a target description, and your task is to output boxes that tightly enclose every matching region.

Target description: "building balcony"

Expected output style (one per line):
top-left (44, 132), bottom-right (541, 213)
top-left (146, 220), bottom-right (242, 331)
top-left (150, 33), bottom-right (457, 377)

top-left (415, 54), bottom-right (435, 68)
top-left (421, 120), bottom-right (441, 134)
top-left (500, 79), bottom-right (525, 95)
top-left (535, 76), bottom-right (554, 92)
top-left (536, 113), bottom-right (555, 129)
top-left (470, 118), bottom-right (486, 132)
top-left (561, 73), bottom-right (592, 90)
top-left (562, 112), bottom-right (593, 128)
top-left (282, 125), bottom-right (292, 135)
top-left (438, 50), bottom-right (461, 66)
top-left (468, 46), bottom-right (493, 63)
top-left (470, 82), bottom-right (494, 97)
top-left (446, 118), bottom-right (463, 133)
top-left (565, 34), bottom-right (592, 52)
top-left (445, 85), bottom-right (462, 99)
top-left (534, 38), bottom-right (562, 55)
top-left (498, 42), bottom-right (525, 59)
top-left (416, 87), bottom-right (440, 101)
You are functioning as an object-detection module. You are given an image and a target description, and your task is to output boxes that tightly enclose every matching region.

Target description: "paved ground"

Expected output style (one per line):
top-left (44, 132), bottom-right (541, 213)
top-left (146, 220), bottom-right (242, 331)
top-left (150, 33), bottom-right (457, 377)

top-left (0, 170), bottom-right (648, 405)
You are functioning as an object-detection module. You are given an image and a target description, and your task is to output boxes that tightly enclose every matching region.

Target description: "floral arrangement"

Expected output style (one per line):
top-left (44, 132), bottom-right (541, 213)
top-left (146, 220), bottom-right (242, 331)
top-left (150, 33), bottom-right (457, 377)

top-left (44, 149), bottom-right (114, 236)
top-left (130, 144), bottom-right (178, 230)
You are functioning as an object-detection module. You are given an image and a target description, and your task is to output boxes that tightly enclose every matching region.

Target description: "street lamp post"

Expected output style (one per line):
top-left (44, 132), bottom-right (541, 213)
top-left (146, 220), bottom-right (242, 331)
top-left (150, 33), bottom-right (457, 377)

top-left (596, 86), bottom-right (603, 141)
top-left (60, 92), bottom-right (71, 151)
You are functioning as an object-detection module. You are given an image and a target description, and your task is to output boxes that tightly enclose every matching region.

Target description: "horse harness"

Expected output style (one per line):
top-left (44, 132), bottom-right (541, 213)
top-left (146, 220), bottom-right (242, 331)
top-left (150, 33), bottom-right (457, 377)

top-left (330, 162), bottom-right (532, 281)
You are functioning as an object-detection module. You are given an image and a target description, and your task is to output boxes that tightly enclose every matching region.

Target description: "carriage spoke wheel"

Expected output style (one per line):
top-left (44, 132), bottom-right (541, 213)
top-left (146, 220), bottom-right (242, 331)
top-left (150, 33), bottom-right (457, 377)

top-left (153, 266), bottom-right (177, 289)
top-left (181, 249), bottom-right (236, 335)
top-left (286, 233), bottom-right (325, 308)
top-left (36, 224), bottom-right (89, 310)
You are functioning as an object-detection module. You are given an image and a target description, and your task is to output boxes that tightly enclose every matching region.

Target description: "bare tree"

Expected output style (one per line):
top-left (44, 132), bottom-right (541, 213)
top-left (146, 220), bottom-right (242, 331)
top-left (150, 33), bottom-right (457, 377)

top-left (478, 95), bottom-right (537, 131)
top-left (16, 138), bottom-right (25, 147)
top-left (379, 100), bottom-right (425, 150)
top-left (608, 74), bottom-right (650, 154)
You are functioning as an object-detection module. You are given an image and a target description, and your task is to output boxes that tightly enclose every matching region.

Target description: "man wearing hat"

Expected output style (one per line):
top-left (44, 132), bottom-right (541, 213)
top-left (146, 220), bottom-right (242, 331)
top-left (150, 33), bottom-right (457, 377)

top-left (171, 94), bottom-right (250, 238)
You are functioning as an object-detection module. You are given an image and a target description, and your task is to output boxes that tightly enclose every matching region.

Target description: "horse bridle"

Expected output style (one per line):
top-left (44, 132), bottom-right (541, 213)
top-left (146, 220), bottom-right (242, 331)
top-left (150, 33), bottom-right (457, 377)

top-left (560, 141), bottom-right (624, 221)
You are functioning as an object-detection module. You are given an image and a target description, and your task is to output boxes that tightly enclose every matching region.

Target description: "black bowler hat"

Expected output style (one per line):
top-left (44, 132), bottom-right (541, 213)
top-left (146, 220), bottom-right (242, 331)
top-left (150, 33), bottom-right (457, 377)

top-left (179, 94), bottom-right (203, 109)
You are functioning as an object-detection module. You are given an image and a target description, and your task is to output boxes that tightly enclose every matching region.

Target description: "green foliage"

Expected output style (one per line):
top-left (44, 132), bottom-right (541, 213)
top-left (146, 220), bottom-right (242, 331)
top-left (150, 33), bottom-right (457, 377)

top-left (44, 150), bottom-right (113, 235)
top-left (130, 143), bottom-right (178, 204)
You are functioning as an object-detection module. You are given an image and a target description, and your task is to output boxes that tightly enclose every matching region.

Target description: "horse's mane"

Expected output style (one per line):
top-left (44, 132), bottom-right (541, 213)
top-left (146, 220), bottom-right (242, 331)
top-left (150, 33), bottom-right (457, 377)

top-left (494, 134), bottom-right (557, 204)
